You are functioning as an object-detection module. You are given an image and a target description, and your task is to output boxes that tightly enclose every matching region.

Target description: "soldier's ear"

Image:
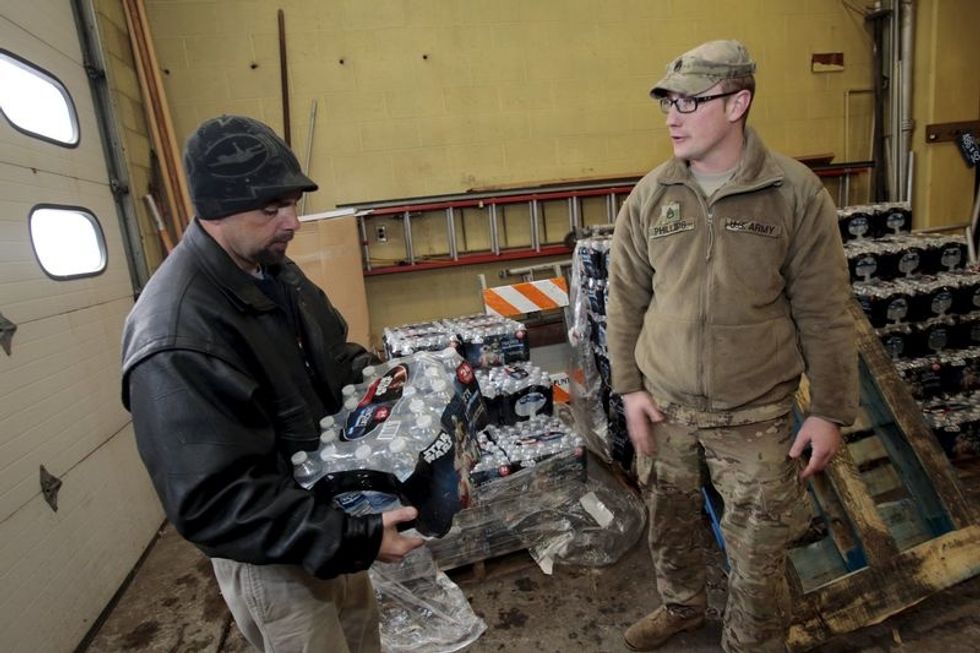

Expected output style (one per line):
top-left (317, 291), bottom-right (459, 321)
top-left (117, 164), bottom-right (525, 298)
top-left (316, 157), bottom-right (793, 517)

top-left (727, 90), bottom-right (751, 123)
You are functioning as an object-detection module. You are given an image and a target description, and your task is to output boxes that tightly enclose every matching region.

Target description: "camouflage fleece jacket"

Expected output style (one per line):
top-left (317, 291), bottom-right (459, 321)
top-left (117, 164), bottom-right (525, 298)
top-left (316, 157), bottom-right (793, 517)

top-left (607, 128), bottom-right (857, 425)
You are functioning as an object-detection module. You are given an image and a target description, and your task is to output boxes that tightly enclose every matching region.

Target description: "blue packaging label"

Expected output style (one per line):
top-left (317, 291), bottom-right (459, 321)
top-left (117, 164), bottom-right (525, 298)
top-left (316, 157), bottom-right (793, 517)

top-left (343, 403), bottom-right (393, 441)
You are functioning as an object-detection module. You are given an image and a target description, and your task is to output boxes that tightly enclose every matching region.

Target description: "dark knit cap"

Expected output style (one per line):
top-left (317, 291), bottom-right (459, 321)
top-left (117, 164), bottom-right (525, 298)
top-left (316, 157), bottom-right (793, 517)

top-left (183, 115), bottom-right (317, 219)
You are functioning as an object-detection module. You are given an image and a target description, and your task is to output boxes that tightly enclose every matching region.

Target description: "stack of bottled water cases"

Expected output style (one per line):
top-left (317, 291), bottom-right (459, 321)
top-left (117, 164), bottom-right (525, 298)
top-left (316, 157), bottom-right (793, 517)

top-left (449, 314), bottom-right (529, 367)
top-left (475, 362), bottom-right (553, 426)
top-left (567, 233), bottom-right (634, 470)
top-left (438, 348), bottom-right (588, 566)
top-left (291, 348), bottom-right (487, 537)
top-left (382, 321), bottom-right (458, 358)
top-left (469, 415), bottom-right (585, 486)
top-left (429, 415), bottom-right (588, 570)
top-left (844, 201), bottom-right (980, 460)
top-left (383, 314), bottom-right (529, 367)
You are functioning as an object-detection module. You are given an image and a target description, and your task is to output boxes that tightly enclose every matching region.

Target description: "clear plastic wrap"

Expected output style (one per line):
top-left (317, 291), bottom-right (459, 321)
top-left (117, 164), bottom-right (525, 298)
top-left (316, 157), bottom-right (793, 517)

top-left (567, 234), bottom-right (635, 470)
top-left (371, 547), bottom-right (486, 653)
top-left (480, 451), bottom-right (647, 570)
top-left (567, 236), bottom-right (615, 464)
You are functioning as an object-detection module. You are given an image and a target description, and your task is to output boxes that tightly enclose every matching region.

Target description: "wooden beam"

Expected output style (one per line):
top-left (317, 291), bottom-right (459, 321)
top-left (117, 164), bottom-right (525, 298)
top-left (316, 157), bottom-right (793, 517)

top-left (925, 120), bottom-right (980, 144)
top-left (788, 524), bottom-right (980, 651)
top-left (809, 473), bottom-right (862, 568)
top-left (795, 375), bottom-right (899, 565)
top-left (122, 0), bottom-right (192, 234)
top-left (849, 301), bottom-right (977, 527)
top-left (823, 445), bottom-right (900, 564)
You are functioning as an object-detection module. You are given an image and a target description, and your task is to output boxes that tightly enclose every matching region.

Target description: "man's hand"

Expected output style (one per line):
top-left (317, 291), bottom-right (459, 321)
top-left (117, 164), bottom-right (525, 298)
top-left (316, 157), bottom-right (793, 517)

top-left (377, 506), bottom-right (425, 563)
top-left (789, 416), bottom-right (842, 481)
top-left (622, 391), bottom-right (664, 456)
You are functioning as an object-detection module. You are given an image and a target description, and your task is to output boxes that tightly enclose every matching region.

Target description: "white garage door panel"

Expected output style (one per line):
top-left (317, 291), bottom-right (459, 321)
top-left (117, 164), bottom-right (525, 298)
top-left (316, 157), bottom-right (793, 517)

top-left (0, 2), bottom-right (85, 62)
top-left (0, 24), bottom-right (109, 182)
top-left (0, 164), bottom-right (133, 322)
top-left (0, 297), bottom-right (132, 523)
top-left (0, 425), bottom-right (163, 653)
top-left (0, 2), bottom-right (164, 651)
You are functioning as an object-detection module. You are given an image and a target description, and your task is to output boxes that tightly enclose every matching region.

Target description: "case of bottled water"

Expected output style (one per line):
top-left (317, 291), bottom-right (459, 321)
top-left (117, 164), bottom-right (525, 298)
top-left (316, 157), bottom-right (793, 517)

top-left (291, 348), bottom-right (487, 536)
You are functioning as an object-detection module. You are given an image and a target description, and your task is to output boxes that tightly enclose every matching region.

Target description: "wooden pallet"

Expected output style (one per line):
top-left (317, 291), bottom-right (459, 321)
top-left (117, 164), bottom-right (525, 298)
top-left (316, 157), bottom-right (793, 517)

top-left (446, 548), bottom-right (538, 584)
top-left (786, 301), bottom-right (980, 651)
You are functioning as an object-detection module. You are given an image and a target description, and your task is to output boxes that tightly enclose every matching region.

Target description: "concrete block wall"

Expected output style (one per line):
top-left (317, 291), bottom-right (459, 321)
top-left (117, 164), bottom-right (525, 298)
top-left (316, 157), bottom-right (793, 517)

top-left (146, 0), bottom-right (874, 213)
top-left (145, 0), bottom-right (952, 343)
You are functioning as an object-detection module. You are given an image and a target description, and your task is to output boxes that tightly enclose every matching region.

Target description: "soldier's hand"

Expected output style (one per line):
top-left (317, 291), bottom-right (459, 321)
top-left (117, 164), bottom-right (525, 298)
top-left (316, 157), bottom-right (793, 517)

top-left (377, 507), bottom-right (425, 563)
top-left (790, 416), bottom-right (842, 481)
top-left (622, 391), bottom-right (664, 456)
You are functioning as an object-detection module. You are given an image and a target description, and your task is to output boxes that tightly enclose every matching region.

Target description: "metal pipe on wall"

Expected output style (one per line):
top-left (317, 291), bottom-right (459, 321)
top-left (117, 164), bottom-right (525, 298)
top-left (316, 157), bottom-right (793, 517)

top-left (889, 0), bottom-right (901, 200)
top-left (898, 0), bottom-right (915, 202)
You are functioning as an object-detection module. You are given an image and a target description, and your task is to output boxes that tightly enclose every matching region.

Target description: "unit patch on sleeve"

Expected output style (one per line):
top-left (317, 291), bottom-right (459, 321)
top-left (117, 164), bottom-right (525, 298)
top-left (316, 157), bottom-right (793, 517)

top-left (724, 218), bottom-right (781, 238)
top-left (649, 201), bottom-right (695, 239)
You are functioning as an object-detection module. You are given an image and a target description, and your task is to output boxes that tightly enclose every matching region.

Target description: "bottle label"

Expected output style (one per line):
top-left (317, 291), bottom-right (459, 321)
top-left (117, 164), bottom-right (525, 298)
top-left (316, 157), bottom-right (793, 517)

top-left (362, 364), bottom-right (410, 404)
top-left (847, 215), bottom-right (870, 238)
top-left (886, 297), bottom-right (908, 323)
top-left (505, 365), bottom-right (529, 380)
top-left (343, 403), bottom-right (392, 440)
top-left (515, 391), bottom-right (548, 417)
top-left (886, 212), bottom-right (907, 233)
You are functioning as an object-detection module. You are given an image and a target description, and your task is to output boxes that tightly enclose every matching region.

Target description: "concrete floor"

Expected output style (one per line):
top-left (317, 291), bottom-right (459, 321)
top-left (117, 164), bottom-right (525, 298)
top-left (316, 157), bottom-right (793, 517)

top-left (80, 514), bottom-right (980, 653)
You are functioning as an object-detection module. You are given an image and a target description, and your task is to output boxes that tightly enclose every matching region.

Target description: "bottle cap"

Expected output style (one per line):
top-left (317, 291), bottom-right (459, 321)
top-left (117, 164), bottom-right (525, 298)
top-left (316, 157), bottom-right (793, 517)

top-left (318, 445), bottom-right (337, 461)
top-left (344, 396), bottom-right (359, 410)
top-left (319, 415), bottom-right (335, 429)
top-left (341, 384), bottom-right (356, 397)
top-left (401, 386), bottom-right (417, 398)
top-left (320, 430), bottom-right (337, 445)
top-left (355, 444), bottom-right (372, 460)
top-left (290, 451), bottom-right (308, 465)
top-left (388, 437), bottom-right (407, 453)
top-left (409, 398), bottom-right (426, 413)
top-left (362, 365), bottom-right (377, 378)
top-left (415, 414), bottom-right (434, 430)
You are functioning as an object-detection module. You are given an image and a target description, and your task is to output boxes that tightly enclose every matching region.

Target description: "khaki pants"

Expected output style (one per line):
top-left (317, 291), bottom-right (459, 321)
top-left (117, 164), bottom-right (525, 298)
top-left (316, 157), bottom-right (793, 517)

top-left (211, 559), bottom-right (380, 653)
top-left (637, 413), bottom-right (809, 653)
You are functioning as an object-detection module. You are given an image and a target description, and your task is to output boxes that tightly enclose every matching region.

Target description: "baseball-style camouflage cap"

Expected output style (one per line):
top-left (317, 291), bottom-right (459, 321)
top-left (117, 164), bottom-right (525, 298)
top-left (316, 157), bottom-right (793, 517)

top-left (650, 40), bottom-right (756, 98)
top-left (183, 115), bottom-right (317, 220)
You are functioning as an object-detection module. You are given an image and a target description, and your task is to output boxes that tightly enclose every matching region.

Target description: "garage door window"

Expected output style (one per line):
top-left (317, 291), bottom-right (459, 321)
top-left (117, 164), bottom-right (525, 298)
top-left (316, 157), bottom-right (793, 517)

top-left (30, 205), bottom-right (106, 279)
top-left (0, 50), bottom-right (79, 146)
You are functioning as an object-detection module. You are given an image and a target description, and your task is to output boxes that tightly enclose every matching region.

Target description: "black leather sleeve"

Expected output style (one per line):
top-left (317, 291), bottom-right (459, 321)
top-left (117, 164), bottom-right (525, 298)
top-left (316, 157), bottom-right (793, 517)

top-left (127, 349), bottom-right (384, 578)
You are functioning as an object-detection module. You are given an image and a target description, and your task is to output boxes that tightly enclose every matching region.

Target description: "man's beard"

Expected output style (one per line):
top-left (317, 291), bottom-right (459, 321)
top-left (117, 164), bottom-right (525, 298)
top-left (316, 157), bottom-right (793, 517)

top-left (255, 236), bottom-right (292, 265)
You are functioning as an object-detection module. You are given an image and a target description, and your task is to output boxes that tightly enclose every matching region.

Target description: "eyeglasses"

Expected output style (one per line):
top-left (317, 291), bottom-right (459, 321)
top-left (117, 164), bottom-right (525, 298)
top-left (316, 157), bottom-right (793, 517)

top-left (659, 90), bottom-right (739, 114)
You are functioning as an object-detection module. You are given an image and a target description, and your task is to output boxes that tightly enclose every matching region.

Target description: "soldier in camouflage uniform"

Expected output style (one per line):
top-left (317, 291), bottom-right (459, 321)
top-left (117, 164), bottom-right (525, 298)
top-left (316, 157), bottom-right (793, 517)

top-left (606, 41), bottom-right (858, 652)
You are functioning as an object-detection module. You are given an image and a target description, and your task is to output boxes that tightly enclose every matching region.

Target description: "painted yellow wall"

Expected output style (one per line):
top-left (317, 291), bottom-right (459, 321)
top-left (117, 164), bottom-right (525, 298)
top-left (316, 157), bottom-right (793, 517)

top-left (912, 0), bottom-right (980, 228)
top-left (143, 0), bottom-right (891, 345)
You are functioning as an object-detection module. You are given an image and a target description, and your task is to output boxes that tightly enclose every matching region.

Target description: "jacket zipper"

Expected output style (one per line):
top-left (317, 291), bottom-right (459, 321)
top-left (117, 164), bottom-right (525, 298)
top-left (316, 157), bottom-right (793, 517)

top-left (691, 187), bottom-right (712, 406)
top-left (666, 173), bottom-right (783, 409)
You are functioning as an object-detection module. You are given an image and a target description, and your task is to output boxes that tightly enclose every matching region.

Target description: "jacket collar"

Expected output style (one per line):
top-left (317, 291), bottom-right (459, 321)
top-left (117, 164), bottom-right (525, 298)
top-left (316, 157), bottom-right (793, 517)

top-left (183, 218), bottom-right (280, 312)
top-left (659, 127), bottom-right (784, 191)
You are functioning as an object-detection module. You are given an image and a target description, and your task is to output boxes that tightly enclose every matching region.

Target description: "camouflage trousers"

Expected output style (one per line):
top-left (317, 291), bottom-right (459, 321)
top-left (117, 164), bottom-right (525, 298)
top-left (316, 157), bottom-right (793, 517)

top-left (636, 412), bottom-right (810, 653)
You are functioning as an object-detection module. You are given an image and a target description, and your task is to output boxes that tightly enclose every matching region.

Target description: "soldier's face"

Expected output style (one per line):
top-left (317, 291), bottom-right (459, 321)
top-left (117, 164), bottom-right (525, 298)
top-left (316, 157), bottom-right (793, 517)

top-left (664, 83), bottom-right (744, 172)
top-left (213, 191), bottom-right (302, 271)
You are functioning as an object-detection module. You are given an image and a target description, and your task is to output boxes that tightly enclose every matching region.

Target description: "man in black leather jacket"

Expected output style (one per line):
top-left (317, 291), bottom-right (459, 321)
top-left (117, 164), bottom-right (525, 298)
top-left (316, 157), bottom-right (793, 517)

top-left (121, 115), bottom-right (423, 653)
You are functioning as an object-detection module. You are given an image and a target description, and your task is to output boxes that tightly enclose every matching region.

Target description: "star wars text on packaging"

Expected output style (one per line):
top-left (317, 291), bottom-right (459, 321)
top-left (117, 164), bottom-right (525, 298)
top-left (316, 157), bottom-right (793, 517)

top-left (290, 349), bottom-right (487, 537)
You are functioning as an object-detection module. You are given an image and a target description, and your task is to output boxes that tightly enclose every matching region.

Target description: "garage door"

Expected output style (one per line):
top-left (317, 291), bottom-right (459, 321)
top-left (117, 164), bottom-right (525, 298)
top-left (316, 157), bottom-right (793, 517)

top-left (0, 3), bottom-right (163, 652)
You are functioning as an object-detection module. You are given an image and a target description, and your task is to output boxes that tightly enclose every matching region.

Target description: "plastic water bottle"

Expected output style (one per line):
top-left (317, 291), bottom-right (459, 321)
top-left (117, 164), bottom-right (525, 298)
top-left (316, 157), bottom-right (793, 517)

top-left (387, 436), bottom-right (416, 481)
top-left (291, 450), bottom-right (321, 489)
